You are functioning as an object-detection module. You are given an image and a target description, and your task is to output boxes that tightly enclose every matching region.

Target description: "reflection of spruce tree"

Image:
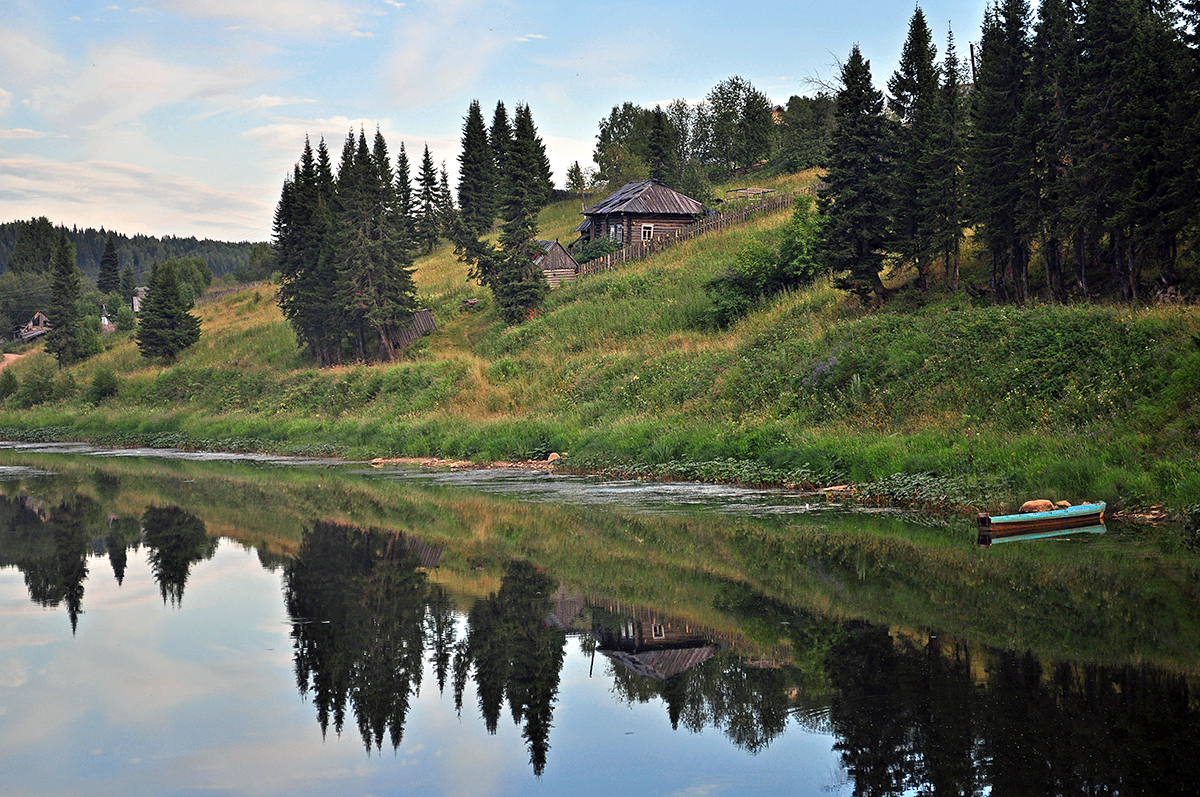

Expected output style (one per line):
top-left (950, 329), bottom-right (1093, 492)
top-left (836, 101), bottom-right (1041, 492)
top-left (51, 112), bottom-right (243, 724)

top-left (0, 495), bottom-right (96, 634)
top-left (826, 624), bottom-right (917, 797)
top-left (455, 560), bottom-right (566, 777)
top-left (426, 584), bottom-right (456, 693)
top-left (141, 505), bottom-right (216, 606)
top-left (284, 521), bottom-right (430, 752)
top-left (911, 641), bottom-right (977, 796)
top-left (104, 516), bottom-right (143, 586)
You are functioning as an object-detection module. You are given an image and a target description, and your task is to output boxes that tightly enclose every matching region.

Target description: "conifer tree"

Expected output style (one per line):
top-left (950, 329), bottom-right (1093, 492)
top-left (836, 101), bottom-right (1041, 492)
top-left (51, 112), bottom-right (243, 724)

top-left (120, 265), bottom-right (135, 305)
top-left (971, 0), bottom-right (1032, 303)
top-left (490, 101), bottom-right (512, 197)
top-left (415, 145), bottom-right (441, 254)
top-left (819, 46), bottom-right (893, 302)
top-left (97, 234), bottom-right (120, 295)
top-left (929, 27), bottom-right (970, 292)
top-left (647, 106), bottom-right (678, 183)
top-left (437, 163), bottom-right (458, 239)
top-left (888, 7), bottom-right (940, 291)
top-left (45, 230), bottom-right (83, 367)
top-left (136, 260), bottom-right (200, 361)
top-left (457, 99), bottom-right (499, 237)
top-left (395, 142), bottom-right (415, 252)
top-left (457, 103), bottom-right (548, 323)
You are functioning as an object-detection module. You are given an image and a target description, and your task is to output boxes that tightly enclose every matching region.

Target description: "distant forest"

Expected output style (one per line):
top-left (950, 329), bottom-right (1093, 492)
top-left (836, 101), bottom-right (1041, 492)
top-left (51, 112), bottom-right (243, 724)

top-left (0, 219), bottom-right (257, 284)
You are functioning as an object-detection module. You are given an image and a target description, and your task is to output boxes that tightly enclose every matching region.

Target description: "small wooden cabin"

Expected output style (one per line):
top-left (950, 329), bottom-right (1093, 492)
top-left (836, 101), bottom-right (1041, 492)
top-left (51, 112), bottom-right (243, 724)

top-left (16, 311), bottom-right (51, 342)
top-left (575, 179), bottom-right (707, 249)
top-left (533, 240), bottom-right (580, 288)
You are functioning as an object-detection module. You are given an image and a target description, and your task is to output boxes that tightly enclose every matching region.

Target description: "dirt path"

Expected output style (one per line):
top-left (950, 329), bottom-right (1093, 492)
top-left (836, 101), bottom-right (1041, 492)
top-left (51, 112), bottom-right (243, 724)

top-left (0, 352), bottom-right (30, 370)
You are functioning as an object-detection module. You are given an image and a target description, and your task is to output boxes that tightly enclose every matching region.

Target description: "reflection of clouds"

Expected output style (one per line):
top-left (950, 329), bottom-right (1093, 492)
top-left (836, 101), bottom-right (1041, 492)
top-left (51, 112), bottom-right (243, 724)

top-left (0, 656), bottom-right (29, 688)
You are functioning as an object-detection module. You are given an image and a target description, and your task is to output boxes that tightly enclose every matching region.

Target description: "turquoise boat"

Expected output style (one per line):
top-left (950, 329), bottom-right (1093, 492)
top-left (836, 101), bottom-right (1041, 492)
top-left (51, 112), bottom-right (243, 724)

top-left (977, 502), bottom-right (1106, 547)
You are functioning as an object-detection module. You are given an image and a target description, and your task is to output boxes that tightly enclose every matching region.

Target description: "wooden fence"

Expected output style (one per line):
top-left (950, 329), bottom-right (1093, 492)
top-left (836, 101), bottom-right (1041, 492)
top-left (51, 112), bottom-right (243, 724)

top-left (394, 308), bottom-right (437, 350)
top-left (576, 184), bottom-right (823, 279)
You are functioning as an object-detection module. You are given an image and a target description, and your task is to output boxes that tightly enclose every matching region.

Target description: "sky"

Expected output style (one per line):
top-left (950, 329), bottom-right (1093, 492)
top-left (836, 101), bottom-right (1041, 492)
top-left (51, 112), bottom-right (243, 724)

top-left (0, 1), bottom-right (990, 243)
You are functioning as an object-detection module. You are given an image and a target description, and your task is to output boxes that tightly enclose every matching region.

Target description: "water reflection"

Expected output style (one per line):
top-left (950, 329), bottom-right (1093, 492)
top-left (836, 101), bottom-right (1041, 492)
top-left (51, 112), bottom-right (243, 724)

top-left (2, 451), bottom-right (1200, 795)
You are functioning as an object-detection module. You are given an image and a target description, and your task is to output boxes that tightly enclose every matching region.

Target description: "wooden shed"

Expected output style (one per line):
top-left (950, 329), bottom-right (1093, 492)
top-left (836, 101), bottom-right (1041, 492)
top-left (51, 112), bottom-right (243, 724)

top-left (533, 239), bottom-right (580, 288)
top-left (575, 179), bottom-right (707, 249)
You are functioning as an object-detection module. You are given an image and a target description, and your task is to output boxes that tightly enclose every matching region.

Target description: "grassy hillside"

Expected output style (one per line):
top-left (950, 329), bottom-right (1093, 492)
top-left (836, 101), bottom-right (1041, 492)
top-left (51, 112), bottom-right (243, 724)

top-left (1, 171), bottom-right (1197, 517)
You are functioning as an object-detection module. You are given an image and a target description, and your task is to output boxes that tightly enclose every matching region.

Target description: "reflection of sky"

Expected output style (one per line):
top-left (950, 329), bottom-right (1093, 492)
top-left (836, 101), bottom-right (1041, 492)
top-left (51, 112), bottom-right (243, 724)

top-left (1, 541), bottom-right (843, 797)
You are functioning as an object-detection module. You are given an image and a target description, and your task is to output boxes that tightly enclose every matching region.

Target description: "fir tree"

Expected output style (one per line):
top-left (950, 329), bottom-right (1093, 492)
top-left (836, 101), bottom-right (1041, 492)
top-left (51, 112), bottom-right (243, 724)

top-left (646, 106), bottom-right (678, 183)
top-left (489, 101), bottom-right (512, 192)
top-left (395, 142), bottom-right (415, 252)
top-left (120, 265), bottom-right (135, 305)
top-left (45, 230), bottom-right (83, 367)
top-left (97, 234), bottom-right (120, 295)
top-left (971, 0), bottom-right (1032, 303)
top-left (136, 260), bottom-right (200, 361)
top-left (819, 46), bottom-right (893, 302)
top-left (437, 163), bottom-right (458, 239)
top-left (930, 27), bottom-right (970, 292)
top-left (888, 7), bottom-right (940, 291)
top-left (415, 145), bottom-right (441, 254)
top-left (457, 99), bottom-right (500, 237)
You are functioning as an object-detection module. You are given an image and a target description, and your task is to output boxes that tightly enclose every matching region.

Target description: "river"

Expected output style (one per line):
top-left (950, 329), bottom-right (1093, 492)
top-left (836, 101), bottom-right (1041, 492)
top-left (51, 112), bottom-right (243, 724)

top-left (1, 444), bottom-right (1197, 796)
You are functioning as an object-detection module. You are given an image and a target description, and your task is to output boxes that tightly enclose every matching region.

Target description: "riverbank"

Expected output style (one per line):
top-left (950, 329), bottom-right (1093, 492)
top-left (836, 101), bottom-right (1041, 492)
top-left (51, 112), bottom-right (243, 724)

top-left (0, 194), bottom-right (1197, 519)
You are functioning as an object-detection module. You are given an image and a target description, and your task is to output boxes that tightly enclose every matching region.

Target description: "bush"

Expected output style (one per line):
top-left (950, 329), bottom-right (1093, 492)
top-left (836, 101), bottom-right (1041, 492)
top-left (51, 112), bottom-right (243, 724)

top-left (0, 368), bottom-right (16, 400)
top-left (53, 371), bottom-right (78, 401)
top-left (16, 360), bottom-right (54, 408)
top-left (86, 367), bottom-right (120, 403)
top-left (576, 238), bottom-right (620, 265)
top-left (114, 304), bottom-right (136, 332)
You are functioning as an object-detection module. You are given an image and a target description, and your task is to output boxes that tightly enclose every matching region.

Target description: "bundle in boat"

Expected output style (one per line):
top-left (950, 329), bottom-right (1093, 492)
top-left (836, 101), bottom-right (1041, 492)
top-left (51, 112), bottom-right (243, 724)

top-left (976, 502), bottom-right (1106, 547)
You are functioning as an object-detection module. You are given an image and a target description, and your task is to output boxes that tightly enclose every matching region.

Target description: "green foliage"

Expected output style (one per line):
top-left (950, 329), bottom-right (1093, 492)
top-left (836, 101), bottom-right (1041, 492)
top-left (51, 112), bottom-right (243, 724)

top-left (136, 260), bottom-right (201, 361)
top-left (114, 304), bottom-right (136, 332)
top-left (16, 358), bottom-right (54, 408)
top-left (576, 238), bottom-right (620, 265)
top-left (77, 316), bottom-right (103, 359)
top-left (0, 368), bottom-right (15, 399)
top-left (45, 231), bottom-right (85, 366)
top-left (86, 367), bottom-right (120, 403)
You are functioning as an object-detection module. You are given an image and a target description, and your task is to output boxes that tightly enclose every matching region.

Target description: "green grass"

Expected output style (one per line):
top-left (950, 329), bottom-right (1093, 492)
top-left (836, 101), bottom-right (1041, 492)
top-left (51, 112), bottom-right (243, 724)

top-left (1, 184), bottom-right (1198, 516)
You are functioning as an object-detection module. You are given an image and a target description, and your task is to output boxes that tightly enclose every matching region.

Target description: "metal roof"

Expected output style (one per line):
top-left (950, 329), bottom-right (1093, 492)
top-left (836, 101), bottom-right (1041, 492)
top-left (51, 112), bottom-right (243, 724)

top-left (581, 179), bottom-right (707, 218)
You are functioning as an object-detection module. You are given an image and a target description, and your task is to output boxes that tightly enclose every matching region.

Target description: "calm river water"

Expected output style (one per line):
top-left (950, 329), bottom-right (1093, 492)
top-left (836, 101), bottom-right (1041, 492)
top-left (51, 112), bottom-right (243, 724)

top-left (1, 444), bottom-right (1198, 796)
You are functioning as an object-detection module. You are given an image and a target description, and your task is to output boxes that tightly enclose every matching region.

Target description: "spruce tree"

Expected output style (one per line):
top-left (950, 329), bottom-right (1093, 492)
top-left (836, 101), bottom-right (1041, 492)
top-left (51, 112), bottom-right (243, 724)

top-left (437, 163), bottom-right (457, 239)
top-left (929, 27), bottom-right (970, 292)
top-left (819, 46), bottom-right (893, 302)
top-left (489, 101), bottom-right (512, 199)
top-left (457, 99), bottom-right (500, 237)
top-left (45, 230), bottom-right (83, 367)
top-left (97, 234), bottom-right (120, 295)
top-left (120, 265), bottom-right (136, 305)
top-left (970, 0), bottom-right (1032, 303)
top-left (647, 106), bottom-right (677, 183)
top-left (395, 142), bottom-right (415, 252)
top-left (888, 7), bottom-right (940, 291)
top-left (136, 260), bottom-right (200, 361)
top-left (415, 145), bottom-right (441, 254)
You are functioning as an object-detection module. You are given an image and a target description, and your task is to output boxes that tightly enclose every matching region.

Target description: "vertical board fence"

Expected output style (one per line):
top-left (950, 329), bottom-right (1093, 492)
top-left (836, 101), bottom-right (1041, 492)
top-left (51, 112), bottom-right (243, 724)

top-left (575, 184), bottom-right (824, 279)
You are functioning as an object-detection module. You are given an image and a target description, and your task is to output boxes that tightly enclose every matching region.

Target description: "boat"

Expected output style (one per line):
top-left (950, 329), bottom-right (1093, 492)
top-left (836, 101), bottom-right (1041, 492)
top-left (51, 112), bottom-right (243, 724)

top-left (976, 502), bottom-right (1106, 547)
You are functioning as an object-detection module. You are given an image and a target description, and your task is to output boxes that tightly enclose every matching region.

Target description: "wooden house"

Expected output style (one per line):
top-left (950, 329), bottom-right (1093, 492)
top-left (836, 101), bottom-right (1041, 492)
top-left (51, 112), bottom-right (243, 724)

top-left (533, 239), bottom-right (580, 288)
top-left (575, 179), bottom-right (707, 249)
top-left (16, 311), bottom-right (51, 342)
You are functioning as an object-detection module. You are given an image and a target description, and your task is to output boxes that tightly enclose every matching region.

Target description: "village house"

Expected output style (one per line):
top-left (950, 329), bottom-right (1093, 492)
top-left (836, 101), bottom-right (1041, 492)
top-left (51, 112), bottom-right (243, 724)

top-left (533, 239), bottom-right (580, 288)
top-left (574, 179), bottom-right (707, 249)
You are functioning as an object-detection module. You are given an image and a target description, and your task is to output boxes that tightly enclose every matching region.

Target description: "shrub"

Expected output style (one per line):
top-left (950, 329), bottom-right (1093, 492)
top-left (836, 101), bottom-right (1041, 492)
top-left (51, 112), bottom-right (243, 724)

top-left (114, 304), bottom-right (136, 331)
top-left (0, 368), bottom-right (16, 400)
top-left (17, 360), bottom-right (54, 407)
top-left (86, 367), bottom-right (120, 403)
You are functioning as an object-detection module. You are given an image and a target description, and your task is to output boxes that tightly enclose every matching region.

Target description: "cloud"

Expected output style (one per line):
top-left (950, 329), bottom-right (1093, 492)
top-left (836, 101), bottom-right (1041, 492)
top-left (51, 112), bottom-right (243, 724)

top-left (27, 44), bottom-right (259, 136)
top-left (0, 128), bottom-right (56, 140)
top-left (151, 0), bottom-right (368, 35)
top-left (384, 1), bottom-right (405, 7)
top-left (383, 1), bottom-right (504, 106)
top-left (514, 33), bottom-right (546, 42)
top-left (0, 156), bottom-right (272, 239)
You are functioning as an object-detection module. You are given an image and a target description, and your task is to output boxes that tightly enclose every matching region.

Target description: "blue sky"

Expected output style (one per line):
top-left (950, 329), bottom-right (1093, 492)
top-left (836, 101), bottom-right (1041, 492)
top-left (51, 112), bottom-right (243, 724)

top-left (0, 1), bottom-right (988, 242)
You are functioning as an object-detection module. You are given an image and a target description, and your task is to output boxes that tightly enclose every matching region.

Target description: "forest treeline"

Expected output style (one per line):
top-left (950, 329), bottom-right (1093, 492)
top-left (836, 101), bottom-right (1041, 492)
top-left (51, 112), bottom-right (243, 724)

top-left (0, 217), bottom-right (255, 282)
top-left (824, 0), bottom-right (1199, 304)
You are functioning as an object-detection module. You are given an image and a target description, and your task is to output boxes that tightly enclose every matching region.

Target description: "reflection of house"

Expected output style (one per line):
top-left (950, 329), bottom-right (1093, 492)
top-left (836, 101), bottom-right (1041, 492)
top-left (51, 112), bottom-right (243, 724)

top-left (16, 311), bottom-right (51, 342)
top-left (593, 608), bottom-right (717, 680)
top-left (575, 180), bottom-right (707, 249)
top-left (534, 240), bottom-right (580, 288)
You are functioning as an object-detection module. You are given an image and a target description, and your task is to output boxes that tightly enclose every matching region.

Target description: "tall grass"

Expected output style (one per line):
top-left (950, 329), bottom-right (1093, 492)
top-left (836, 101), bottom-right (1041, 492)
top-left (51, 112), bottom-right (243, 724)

top-left (1, 188), bottom-right (1197, 514)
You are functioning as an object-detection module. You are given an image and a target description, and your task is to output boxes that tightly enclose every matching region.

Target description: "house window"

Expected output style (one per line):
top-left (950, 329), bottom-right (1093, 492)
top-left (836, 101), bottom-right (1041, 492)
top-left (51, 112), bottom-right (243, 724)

top-left (641, 224), bottom-right (654, 242)
top-left (608, 222), bottom-right (623, 243)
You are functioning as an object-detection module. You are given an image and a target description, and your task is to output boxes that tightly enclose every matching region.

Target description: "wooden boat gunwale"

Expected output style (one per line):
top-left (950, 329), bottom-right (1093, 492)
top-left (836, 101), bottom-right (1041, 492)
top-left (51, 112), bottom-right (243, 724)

top-left (977, 501), bottom-right (1106, 547)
